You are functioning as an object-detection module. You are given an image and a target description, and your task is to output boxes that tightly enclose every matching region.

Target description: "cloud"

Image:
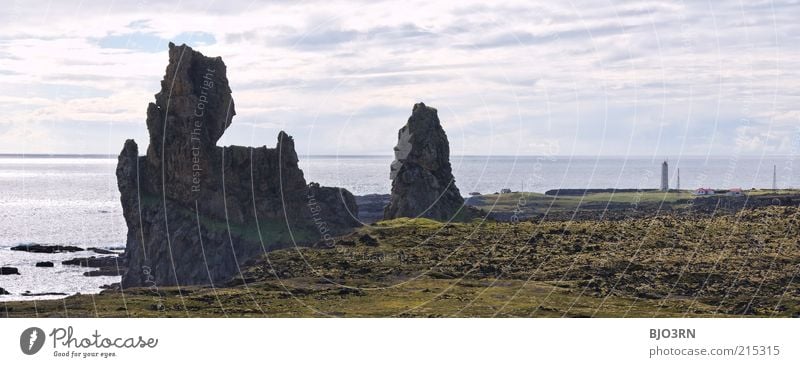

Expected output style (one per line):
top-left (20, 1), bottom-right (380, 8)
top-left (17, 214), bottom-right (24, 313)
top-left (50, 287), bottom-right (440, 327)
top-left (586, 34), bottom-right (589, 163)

top-left (95, 31), bottom-right (216, 52)
top-left (0, 0), bottom-right (797, 156)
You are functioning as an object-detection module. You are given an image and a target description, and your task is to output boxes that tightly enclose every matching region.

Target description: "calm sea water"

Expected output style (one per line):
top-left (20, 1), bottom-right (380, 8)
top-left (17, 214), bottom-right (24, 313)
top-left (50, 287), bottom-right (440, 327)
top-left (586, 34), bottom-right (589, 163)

top-left (0, 157), bottom-right (125, 301)
top-left (1, 154), bottom-right (797, 300)
top-left (302, 155), bottom-right (799, 195)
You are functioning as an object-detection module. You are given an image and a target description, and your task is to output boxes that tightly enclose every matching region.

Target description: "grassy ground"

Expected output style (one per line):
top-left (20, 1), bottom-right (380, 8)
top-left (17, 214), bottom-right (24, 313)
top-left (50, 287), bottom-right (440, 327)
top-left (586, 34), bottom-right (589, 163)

top-left (1, 278), bottom-right (711, 318)
top-left (467, 189), bottom-right (800, 220)
top-left (471, 191), bottom-right (691, 212)
top-left (4, 206), bottom-right (798, 317)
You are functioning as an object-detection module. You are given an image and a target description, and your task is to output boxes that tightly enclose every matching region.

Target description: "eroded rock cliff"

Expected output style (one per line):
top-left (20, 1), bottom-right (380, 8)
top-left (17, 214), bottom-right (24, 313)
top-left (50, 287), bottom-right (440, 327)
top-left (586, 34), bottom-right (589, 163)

top-left (383, 102), bottom-right (467, 221)
top-left (117, 43), bottom-right (359, 288)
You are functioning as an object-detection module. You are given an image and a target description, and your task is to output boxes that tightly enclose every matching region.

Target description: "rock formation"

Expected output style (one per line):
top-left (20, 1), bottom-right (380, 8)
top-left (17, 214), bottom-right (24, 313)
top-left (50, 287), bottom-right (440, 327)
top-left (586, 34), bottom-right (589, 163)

top-left (0, 267), bottom-right (20, 275)
top-left (384, 102), bottom-right (466, 221)
top-left (11, 244), bottom-right (83, 253)
top-left (117, 43), bottom-right (360, 288)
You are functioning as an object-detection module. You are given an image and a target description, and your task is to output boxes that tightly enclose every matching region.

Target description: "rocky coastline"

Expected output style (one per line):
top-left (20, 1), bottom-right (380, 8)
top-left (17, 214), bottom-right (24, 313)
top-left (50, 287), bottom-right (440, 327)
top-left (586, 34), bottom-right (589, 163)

top-left (3, 43), bottom-right (799, 317)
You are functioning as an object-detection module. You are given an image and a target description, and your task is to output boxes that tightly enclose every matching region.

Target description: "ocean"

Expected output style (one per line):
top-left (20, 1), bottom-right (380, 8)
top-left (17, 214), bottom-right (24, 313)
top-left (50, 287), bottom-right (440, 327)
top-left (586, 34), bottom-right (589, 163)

top-left (0, 157), bottom-right (125, 301)
top-left (302, 155), bottom-right (799, 196)
top-left (1, 154), bottom-right (797, 300)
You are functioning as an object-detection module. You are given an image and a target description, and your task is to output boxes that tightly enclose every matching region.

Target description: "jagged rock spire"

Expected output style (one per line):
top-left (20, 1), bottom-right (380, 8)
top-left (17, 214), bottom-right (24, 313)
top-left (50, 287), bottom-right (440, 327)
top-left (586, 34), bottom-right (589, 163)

top-left (384, 102), bottom-right (465, 221)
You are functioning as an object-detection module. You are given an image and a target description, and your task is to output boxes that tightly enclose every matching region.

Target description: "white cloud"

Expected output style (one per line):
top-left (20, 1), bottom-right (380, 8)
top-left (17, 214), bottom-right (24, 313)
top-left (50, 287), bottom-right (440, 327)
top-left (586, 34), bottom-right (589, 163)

top-left (0, 0), bottom-right (798, 156)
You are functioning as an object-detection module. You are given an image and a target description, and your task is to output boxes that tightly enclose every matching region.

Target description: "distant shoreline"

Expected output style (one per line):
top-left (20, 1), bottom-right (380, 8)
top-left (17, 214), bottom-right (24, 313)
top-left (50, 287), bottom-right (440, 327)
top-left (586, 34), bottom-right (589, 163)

top-left (1, 153), bottom-right (798, 159)
top-left (0, 153), bottom-right (117, 159)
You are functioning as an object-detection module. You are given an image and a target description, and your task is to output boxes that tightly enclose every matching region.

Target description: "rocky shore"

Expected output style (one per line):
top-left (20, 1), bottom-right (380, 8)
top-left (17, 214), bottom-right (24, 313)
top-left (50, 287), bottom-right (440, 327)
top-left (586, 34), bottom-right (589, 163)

top-left (0, 244), bottom-right (125, 299)
top-left (10, 244), bottom-right (84, 253)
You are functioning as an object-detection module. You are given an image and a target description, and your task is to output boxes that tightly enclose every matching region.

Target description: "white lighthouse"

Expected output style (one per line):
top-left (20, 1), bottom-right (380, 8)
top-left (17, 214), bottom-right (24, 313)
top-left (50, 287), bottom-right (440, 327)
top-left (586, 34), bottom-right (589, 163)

top-left (660, 160), bottom-right (669, 192)
top-left (773, 165), bottom-right (777, 191)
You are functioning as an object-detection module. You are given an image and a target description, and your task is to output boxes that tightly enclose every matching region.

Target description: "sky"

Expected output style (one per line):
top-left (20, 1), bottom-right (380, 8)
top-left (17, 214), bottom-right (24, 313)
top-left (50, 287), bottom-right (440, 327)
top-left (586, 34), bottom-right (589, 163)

top-left (0, 0), bottom-right (798, 157)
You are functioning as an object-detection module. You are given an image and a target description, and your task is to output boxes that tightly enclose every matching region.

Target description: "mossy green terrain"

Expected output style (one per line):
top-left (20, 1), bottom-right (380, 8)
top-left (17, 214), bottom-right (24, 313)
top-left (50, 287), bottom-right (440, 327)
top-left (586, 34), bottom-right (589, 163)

top-left (4, 205), bottom-right (798, 317)
top-left (467, 189), bottom-right (800, 220)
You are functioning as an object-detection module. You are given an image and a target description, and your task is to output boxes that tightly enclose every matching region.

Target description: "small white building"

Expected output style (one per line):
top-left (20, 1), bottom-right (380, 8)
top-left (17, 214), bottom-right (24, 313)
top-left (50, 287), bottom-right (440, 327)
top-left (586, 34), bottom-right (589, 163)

top-left (727, 188), bottom-right (744, 196)
top-left (694, 187), bottom-right (715, 196)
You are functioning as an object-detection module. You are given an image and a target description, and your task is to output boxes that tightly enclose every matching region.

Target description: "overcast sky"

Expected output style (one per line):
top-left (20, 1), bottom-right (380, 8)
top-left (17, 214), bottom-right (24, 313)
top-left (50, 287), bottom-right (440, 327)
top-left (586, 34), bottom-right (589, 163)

top-left (0, 0), bottom-right (797, 156)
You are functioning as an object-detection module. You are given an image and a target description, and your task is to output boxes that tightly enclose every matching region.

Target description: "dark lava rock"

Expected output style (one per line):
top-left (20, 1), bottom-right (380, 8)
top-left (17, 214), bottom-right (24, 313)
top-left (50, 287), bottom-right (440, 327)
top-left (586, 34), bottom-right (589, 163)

top-left (21, 291), bottom-right (67, 297)
top-left (88, 247), bottom-right (117, 255)
top-left (35, 261), bottom-right (54, 268)
top-left (338, 287), bottom-right (366, 296)
top-left (84, 269), bottom-right (124, 277)
top-left (0, 267), bottom-right (20, 275)
top-left (0, 287), bottom-right (9, 295)
top-left (383, 103), bottom-right (466, 221)
top-left (358, 233), bottom-right (379, 247)
top-left (64, 256), bottom-right (126, 277)
top-left (62, 256), bottom-right (119, 268)
top-left (100, 283), bottom-right (121, 291)
top-left (116, 43), bottom-right (360, 288)
top-left (10, 244), bottom-right (83, 253)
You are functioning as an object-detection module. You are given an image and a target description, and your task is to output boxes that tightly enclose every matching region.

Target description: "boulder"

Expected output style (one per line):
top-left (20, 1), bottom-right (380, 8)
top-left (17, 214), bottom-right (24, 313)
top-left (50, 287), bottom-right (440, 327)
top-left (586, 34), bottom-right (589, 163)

top-left (62, 256), bottom-right (119, 268)
top-left (0, 267), bottom-right (20, 275)
top-left (35, 261), bottom-right (54, 268)
top-left (358, 233), bottom-right (379, 247)
top-left (384, 103), bottom-right (466, 221)
top-left (10, 244), bottom-right (83, 253)
top-left (88, 247), bottom-right (117, 255)
top-left (0, 287), bottom-right (9, 295)
top-left (21, 291), bottom-right (67, 297)
top-left (84, 269), bottom-right (124, 277)
top-left (116, 43), bottom-right (360, 288)
top-left (63, 256), bottom-right (126, 277)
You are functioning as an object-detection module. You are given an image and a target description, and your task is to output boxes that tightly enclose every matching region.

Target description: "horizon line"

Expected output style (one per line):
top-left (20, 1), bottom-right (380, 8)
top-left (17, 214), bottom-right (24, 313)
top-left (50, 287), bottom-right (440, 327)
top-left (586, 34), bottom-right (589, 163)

top-left (1, 153), bottom-right (798, 159)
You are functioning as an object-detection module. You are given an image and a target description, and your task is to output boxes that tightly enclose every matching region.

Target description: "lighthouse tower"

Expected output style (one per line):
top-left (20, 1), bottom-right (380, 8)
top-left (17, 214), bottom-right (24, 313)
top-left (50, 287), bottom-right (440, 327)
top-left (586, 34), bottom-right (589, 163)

top-left (773, 165), bottom-right (777, 191)
top-left (660, 160), bottom-right (669, 191)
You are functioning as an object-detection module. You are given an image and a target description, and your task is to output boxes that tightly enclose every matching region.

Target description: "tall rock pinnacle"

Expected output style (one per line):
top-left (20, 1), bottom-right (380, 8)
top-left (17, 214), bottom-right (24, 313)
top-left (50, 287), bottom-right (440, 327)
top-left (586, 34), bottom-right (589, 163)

top-left (144, 42), bottom-right (236, 204)
top-left (384, 102), bottom-right (465, 221)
